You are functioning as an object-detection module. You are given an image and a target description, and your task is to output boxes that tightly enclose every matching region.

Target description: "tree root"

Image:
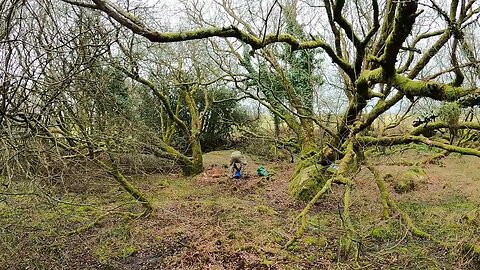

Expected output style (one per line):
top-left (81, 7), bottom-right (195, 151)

top-left (338, 181), bottom-right (361, 261)
top-left (285, 141), bottom-right (357, 253)
top-left (284, 176), bottom-right (334, 248)
top-left (415, 150), bottom-right (450, 166)
top-left (367, 161), bottom-right (480, 262)
top-left (366, 162), bottom-right (432, 239)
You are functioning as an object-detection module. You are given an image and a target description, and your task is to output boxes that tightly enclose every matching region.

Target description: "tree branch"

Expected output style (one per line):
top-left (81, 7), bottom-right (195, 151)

top-left (356, 135), bottom-right (480, 158)
top-left (392, 73), bottom-right (478, 101)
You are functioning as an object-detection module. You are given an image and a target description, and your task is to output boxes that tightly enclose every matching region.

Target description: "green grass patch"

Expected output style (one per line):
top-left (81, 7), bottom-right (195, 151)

top-left (412, 143), bottom-right (442, 153)
top-left (369, 223), bottom-right (397, 240)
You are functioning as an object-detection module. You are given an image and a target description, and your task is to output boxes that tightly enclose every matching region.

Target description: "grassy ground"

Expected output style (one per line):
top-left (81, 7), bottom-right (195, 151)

top-left (1, 148), bottom-right (480, 269)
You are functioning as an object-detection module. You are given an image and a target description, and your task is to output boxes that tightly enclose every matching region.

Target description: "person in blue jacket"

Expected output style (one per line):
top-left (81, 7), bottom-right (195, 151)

top-left (233, 163), bottom-right (242, 179)
top-left (230, 151), bottom-right (246, 179)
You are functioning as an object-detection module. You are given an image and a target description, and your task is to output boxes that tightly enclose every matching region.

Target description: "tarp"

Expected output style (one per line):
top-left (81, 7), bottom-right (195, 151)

top-left (257, 166), bottom-right (269, 177)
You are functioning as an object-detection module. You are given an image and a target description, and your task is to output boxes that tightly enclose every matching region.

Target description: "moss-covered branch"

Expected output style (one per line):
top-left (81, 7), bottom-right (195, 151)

top-left (336, 141), bottom-right (361, 260)
top-left (357, 135), bottom-right (480, 158)
top-left (353, 92), bottom-right (405, 134)
top-left (411, 121), bottom-right (480, 136)
top-left (417, 150), bottom-right (450, 166)
top-left (392, 73), bottom-right (478, 101)
top-left (67, 0), bottom-right (356, 78)
top-left (370, 0), bottom-right (395, 60)
top-left (365, 162), bottom-right (390, 219)
top-left (95, 157), bottom-right (153, 217)
top-left (379, 1), bottom-right (418, 75)
top-left (284, 176), bottom-right (334, 248)
top-left (140, 135), bottom-right (192, 166)
top-left (407, 30), bottom-right (452, 78)
top-left (88, 0), bottom-right (260, 49)
top-left (67, 210), bottom-right (138, 236)
top-left (365, 162), bottom-right (432, 239)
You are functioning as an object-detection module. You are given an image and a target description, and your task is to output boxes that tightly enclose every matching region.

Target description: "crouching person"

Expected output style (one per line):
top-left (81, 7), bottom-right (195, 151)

top-left (230, 151), bottom-right (246, 179)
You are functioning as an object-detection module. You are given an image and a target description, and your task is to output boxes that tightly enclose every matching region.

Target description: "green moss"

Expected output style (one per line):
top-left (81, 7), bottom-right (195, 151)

top-left (356, 68), bottom-right (383, 87)
top-left (409, 166), bottom-right (426, 176)
top-left (394, 167), bottom-right (427, 193)
top-left (439, 102), bottom-right (461, 125)
top-left (306, 254), bottom-right (316, 262)
top-left (227, 232), bottom-right (237, 239)
top-left (255, 205), bottom-right (278, 216)
top-left (261, 259), bottom-right (273, 266)
top-left (94, 242), bottom-right (111, 264)
top-left (370, 225), bottom-right (396, 240)
top-left (461, 209), bottom-right (480, 226)
top-left (288, 161), bottom-right (329, 201)
top-left (304, 236), bottom-right (327, 248)
top-left (442, 194), bottom-right (476, 210)
top-left (77, 205), bottom-right (95, 213)
top-left (394, 174), bottom-right (415, 193)
top-left (91, 222), bottom-right (138, 264)
top-left (338, 235), bottom-right (355, 260)
top-left (413, 143), bottom-right (441, 153)
top-left (122, 245), bottom-right (137, 258)
top-left (393, 74), bottom-right (468, 101)
top-left (286, 242), bottom-right (301, 252)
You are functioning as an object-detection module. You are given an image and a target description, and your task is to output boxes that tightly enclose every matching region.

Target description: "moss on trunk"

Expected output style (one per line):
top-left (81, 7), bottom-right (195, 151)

top-left (96, 158), bottom-right (153, 217)
top-left (182, 136), bottom-right (204, 176)
top-left (288, 161), bottom-right (327, 201)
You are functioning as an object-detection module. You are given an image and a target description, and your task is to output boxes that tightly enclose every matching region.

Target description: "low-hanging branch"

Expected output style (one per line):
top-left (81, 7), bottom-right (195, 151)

top-left (35, 129), bottom-right (154, 217)
top-left (411, 121), bottom-right (480, 136)
top-left (356, 135), bottom-right (480, 158)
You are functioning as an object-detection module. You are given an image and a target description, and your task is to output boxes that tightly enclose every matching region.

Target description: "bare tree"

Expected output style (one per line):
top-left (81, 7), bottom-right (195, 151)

top-left (0, 0), bottom-right (155, 223)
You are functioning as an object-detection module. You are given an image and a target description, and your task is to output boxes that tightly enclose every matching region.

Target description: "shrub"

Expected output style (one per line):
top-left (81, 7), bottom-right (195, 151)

top-left (438, 102), bottom-right (461, 126)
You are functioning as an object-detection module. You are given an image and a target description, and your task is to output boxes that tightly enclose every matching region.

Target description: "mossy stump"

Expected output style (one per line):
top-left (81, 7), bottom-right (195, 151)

top-left (394, 167), bottom-right (427, 193)
top-left (288, 163), bottom-right (328, 201)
